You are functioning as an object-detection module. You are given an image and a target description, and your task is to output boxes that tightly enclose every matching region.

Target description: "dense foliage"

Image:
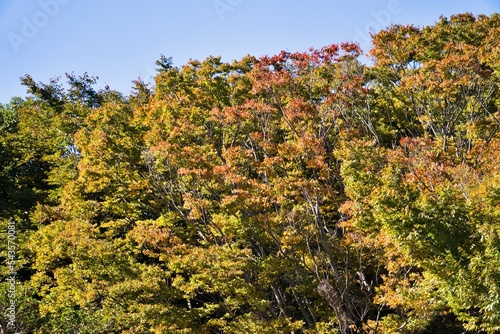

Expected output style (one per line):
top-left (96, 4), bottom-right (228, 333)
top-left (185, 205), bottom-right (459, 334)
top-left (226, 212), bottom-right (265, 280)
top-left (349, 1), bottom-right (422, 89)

top-left (1, 13), bottom-right (499, 333)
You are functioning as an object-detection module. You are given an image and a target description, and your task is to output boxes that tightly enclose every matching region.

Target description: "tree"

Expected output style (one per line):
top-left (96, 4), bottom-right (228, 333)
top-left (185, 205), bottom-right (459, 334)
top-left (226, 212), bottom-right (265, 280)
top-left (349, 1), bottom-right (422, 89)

top-left (2, 13), bottom-right (500, 333)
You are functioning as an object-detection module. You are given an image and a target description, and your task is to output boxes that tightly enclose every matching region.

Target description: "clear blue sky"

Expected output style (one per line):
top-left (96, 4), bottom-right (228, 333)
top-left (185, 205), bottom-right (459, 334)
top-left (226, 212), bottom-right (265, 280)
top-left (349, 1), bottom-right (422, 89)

top-left (1, 0), bottom-right (499, 104)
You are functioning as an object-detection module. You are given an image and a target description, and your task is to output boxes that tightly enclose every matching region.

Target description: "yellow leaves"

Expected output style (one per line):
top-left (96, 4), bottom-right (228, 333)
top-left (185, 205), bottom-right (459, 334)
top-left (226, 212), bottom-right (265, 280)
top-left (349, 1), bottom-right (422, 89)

top-left (15, 14), bottom-right (500, 332)
top-left (341, 131), bottom-right (500, 331)
top-left (168, 244), bottom-right (254, 312)
top-left (274, 132), bottom-right (329, 180)
top-left (280, 228), bottom-right (302, 253)
top-left (375, 271), bottom-right (445, 332)
top-left (182, 193), bottom-right (210, 220)
top-left (211, 213), bottom-right (243, 242)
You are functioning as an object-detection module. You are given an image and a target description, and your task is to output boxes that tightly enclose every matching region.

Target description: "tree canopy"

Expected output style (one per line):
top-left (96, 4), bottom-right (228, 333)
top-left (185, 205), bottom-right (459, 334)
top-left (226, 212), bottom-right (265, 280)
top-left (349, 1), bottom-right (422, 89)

top-left (1, 13), bottom-right (500, 333)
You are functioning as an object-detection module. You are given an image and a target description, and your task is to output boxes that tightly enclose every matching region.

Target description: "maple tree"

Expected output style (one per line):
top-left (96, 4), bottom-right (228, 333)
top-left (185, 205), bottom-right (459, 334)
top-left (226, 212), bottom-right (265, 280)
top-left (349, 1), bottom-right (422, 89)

top-left (0, 12), bottom-right (499, 334)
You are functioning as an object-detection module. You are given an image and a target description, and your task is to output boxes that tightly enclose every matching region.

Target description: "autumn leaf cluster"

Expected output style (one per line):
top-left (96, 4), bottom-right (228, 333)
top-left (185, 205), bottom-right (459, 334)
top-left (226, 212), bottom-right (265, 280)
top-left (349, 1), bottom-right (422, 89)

top-left (1, 13), bottom-right (500, 333)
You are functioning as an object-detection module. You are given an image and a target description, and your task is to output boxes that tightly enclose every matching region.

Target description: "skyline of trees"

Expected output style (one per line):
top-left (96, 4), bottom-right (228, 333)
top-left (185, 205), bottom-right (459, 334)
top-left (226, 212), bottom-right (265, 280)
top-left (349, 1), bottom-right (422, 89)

top-left (1, 12), bottom-right (499, 333)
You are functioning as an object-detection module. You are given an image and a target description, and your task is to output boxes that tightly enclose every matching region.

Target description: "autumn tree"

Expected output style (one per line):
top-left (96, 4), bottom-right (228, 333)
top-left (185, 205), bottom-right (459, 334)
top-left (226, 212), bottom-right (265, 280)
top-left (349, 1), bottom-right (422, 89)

top-left (1, 13), bottom-right (499, 334)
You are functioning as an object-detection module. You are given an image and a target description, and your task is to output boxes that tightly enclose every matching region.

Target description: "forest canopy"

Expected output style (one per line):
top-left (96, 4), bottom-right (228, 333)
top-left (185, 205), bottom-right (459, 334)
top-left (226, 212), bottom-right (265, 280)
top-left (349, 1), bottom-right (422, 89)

top-left (1, 13), bottom-right (500, 333)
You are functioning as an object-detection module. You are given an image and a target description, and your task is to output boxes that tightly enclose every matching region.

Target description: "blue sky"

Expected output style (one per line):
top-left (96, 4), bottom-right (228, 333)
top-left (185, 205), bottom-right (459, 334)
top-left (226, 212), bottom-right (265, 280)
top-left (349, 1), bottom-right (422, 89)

top-left (1, 0), bottom-right (499, 104)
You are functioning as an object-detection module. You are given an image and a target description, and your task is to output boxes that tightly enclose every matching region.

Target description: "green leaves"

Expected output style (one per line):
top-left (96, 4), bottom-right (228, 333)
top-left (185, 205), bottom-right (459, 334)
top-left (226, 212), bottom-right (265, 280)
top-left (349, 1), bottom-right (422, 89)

top-left (2, 13), bottom-right (500, 333)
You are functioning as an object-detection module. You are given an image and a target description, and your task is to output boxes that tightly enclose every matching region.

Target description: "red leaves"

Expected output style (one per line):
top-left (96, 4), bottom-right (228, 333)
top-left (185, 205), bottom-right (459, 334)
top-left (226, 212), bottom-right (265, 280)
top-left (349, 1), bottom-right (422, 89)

top-left (258, 43), bottom-right (361, 70)
top-left (283, 98), bottom-right (316, 122)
